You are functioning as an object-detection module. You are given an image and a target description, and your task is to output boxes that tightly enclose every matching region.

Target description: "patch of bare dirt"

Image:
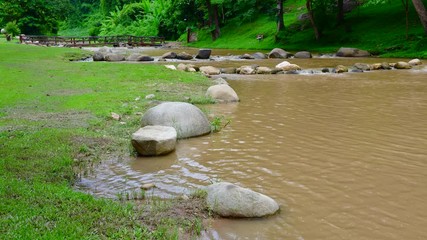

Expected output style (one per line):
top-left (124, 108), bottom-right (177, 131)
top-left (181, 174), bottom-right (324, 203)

top-left (135, 195), bottom-right (215, 238)
top-left (3, 109), bottom-right (95, 129)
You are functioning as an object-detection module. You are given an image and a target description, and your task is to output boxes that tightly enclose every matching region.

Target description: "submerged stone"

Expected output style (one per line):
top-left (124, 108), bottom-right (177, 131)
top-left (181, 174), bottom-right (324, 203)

top-left (206, 182), bottom-right (280, 218)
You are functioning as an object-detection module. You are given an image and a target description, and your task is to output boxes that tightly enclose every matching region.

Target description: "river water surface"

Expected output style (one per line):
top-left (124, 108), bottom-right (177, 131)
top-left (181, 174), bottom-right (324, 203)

top-left (77, 53), bottom-right (427, 240)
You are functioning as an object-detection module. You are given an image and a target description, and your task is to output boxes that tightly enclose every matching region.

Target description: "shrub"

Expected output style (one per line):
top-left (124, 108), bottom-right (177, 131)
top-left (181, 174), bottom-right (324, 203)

top-left (5, 21), bottom-right (20, 37)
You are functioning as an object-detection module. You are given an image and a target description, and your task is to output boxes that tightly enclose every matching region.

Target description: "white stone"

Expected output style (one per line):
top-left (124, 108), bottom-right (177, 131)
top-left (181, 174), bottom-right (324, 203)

top-left (131, 125), bottom-right (177, 156)
top-left (111, 112), bottom-right (121, 121)
top-left (145, 94), bottom-right (155, 99)
top-left (206, 85), bottom-right (239, 103)
top-left (164, 65), bottom-right (177, 70)
top-left (275, 61), bottom-right (301, 71)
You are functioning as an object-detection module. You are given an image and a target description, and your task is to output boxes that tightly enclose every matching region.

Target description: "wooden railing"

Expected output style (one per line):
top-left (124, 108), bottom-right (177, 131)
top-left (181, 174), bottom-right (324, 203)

top-left (20, 35), bottom-right (165, 47)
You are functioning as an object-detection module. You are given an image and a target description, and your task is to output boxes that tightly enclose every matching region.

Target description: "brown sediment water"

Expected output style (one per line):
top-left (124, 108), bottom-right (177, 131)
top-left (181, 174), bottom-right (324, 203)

top-left (76, 56), bottom-right (427, 240)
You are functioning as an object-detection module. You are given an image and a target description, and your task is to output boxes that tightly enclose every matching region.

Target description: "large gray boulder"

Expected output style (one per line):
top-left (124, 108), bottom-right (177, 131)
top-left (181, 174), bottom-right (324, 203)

top-left (104, 54), bottom-right (125, 62)
top-left (93, 52), bottom-right (104, 61)
top-left (206, 182), bottom-right (280, 218)
top-left (268, 48), bottom-right (292, 59)
top-left (141, 102), bottom-right (211, 139)
top-left (206, 84), bottom-right (239, 103)
top-left (196, 49), bottom-right (212, 59)
top-left (200, 66), bottom-right (221, 75)
top-left (176, 52), bottom-right (193, 60)
top-left (131, 126), bottom-right (177, 156)
top-left (336, 47), bottom-right (370, 57)
top-left (294, 51), bottom-right (312, 58)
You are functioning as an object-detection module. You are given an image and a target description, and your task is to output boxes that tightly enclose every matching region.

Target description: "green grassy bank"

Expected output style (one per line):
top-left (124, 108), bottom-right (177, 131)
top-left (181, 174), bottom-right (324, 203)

top-left (0, 40), bottom-right (212, 239)
top-left (188, 0), bottom-right (427, 58)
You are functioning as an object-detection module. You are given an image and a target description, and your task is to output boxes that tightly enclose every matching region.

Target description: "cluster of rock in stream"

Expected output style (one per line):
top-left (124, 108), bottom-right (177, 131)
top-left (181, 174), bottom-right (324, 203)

top-left (122, 47), bottom-right (423, 219)
top-left (130, 101), bottom-right (278, 218)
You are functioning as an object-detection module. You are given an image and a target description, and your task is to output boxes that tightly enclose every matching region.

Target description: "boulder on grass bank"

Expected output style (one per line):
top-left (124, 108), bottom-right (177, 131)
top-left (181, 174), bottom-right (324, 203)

top-left (141, 102), bottom-right (211, 139)
top-left (131, 126), bottom-right (177, 156)
top-left (206, 182), bottom-right (280, 218)
top-left (164, 65), bottom-right (177, 70)
top-left (93, 52), bottom-right (104, 61)
top-left (206, 84), bottom-right (239, 103)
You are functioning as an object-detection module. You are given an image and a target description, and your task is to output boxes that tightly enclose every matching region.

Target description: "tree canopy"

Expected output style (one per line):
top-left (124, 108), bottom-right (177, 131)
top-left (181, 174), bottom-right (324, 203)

top-left (0, 0), bottom-right (426, 40)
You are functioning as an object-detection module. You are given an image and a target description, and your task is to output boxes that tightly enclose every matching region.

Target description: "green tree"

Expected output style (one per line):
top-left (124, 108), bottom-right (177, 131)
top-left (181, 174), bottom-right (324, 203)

top-left (0, 0), bottom-right (72, 35)
top-left (5, 21), bottom-right (21, 37)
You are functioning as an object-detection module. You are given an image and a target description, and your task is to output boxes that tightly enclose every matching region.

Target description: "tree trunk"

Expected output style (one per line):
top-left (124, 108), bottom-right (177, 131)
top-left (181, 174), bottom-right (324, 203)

top-left (206, 0), bottom-right (220, 40)
top-left (277, 0), bottom-right (285, 32)
top-left (212, 4), bottom-right (221, 40)
top-left (306, 0), bottom-right (321, 40)
top-left (206, 0), bottom-right (213, 25)
top-left (337, 0), bottom-right (344, 25)
top-left (411, 0), bottom-right (427, 34)
top-left (402, 0), bottom-right (409, 39)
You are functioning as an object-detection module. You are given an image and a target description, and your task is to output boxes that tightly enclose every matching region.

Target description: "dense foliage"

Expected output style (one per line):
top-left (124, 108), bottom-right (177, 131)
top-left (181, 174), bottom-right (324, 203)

top-left (0, 0), bottom-right (71, 34)
top-left (0, 0), bottom-right (426, 48)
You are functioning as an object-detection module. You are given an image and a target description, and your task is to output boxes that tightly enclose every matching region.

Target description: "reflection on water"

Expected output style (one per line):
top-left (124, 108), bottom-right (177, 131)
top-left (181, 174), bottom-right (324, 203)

top-left (76, 57), bottom-right (427, 240)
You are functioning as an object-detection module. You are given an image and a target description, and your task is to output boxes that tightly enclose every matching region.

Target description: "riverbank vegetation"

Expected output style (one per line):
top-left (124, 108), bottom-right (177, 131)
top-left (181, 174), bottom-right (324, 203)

top-left (1, 0), bottom-right (426, 58)
top-left (0, 39), bottom-right (213, 238)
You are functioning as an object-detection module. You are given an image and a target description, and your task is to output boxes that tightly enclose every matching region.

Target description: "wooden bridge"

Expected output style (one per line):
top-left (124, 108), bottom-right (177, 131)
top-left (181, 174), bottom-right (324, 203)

top-left (20, 35), bottom-right (165, 47)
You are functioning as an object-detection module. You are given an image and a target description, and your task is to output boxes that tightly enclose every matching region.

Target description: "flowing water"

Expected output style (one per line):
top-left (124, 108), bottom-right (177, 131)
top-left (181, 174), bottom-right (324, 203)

top-left (77, 53), bottom-right (427, 239)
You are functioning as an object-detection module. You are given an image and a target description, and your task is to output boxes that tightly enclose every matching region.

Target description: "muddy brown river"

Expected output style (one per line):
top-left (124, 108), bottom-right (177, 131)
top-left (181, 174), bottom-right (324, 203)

top-left (77, 52), bottom-right (427, 239)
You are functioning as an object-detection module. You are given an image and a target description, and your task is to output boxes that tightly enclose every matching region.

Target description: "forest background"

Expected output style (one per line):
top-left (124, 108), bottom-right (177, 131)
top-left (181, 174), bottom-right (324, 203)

top-left (0, 0), bottom-right (426, 56)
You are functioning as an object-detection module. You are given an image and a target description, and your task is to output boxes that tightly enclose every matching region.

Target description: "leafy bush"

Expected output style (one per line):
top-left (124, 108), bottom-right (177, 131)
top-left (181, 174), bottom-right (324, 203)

top-left (5, 21), bottom-right (20, 37)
